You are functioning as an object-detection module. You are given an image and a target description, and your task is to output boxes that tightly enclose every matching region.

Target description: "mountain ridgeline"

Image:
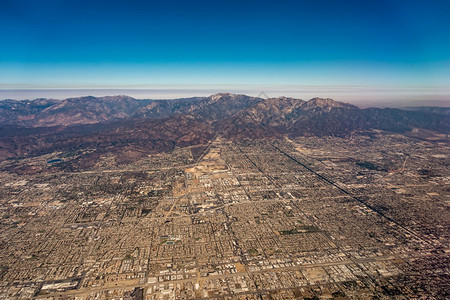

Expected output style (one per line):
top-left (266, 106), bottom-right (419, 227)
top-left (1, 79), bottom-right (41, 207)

top-left (0, 93), bottom-right (448, 167)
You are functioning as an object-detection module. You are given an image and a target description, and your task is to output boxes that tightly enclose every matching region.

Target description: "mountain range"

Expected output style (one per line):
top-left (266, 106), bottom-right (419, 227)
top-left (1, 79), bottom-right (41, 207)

top-left (0, 93), bottom-right (448, 170)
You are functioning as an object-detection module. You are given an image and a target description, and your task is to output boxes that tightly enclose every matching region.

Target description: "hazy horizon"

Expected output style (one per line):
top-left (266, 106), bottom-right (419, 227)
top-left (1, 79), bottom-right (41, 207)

top-left (1, 1), bottom-right (449, 105)
top-left (1, 88), bottom-right (449, 108)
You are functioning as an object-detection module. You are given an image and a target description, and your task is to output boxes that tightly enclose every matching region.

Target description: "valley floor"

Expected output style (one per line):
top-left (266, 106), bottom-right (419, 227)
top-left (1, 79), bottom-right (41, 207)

top-left (0, 132), bottom-right (449, 299)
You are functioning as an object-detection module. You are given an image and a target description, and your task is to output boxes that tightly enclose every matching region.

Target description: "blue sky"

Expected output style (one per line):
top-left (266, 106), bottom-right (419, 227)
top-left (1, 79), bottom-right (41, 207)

top-left (1, 0), bottom-right (449, 103)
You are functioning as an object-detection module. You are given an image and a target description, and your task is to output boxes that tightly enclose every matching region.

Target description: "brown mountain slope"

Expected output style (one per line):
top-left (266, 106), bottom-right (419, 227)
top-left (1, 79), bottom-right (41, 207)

top-left (0, 95), bottom-right (151, 127)
top-left (222, 96), bottom-right (449, 138)
top-left (0, 93), bottom-right (448, 171)
top-left (135, 93), bottom-right (262, 122)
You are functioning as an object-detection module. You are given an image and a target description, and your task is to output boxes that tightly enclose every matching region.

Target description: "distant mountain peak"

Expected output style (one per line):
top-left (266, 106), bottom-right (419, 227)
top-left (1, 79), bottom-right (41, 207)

top-left (102, 95), bottom-right (137, 101)
top-left (305, 97), bottom-right (356, 109)
top-left (269, 96), bottom-right (303, 102)
top-left (210, 93), bottom-right (237, 101)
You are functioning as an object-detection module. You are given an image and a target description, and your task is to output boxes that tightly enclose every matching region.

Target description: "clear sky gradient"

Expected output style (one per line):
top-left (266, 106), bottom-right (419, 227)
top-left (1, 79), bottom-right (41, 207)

top-left (1, 0), bottom-right (449, 104)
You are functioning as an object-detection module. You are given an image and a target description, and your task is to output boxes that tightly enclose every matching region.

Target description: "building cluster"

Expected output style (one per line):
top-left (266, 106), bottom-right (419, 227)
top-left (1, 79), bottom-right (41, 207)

top-left (0, 132), bottom-right (448, 299)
